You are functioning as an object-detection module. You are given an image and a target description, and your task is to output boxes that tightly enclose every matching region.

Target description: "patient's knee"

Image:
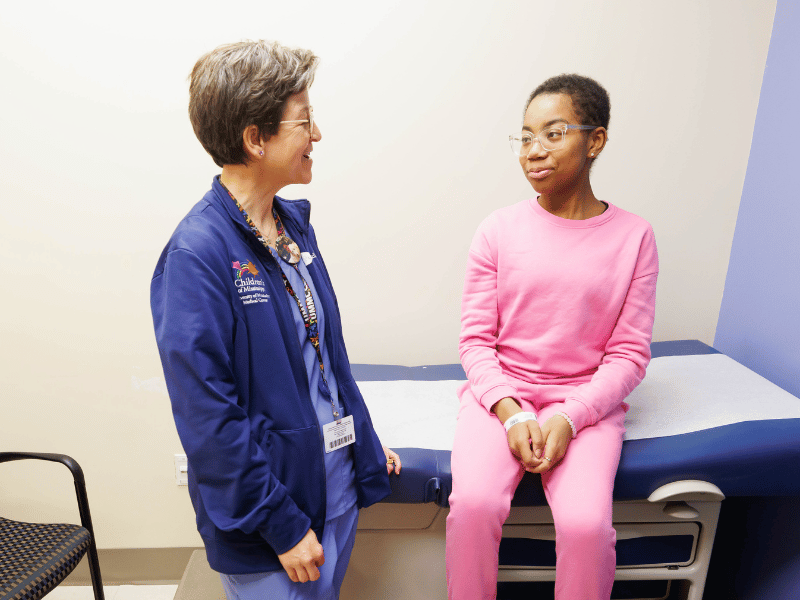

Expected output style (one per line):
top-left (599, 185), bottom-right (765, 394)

top-left (449, 489), bottom-right (511, 525)
top-left (555, 511), bottom-right (614, 551)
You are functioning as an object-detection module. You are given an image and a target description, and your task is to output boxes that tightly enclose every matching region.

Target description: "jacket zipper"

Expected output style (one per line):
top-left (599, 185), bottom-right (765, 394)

top-left (273, 228), bottom-right (329, 523)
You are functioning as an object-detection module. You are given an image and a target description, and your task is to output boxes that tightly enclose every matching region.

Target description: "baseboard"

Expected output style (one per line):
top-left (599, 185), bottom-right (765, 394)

top-left (62, 548), bottom-right (203, 585)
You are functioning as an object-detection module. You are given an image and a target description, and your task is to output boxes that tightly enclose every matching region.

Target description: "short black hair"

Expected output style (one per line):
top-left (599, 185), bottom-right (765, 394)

top-left (524, 74), bottom-right (610, 130)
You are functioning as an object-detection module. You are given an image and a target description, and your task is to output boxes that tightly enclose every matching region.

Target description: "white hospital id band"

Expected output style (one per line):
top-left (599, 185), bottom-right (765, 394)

top-left (323, 415), bottom-right (356, 453)
top-left (503, 411), bottom-right (538, 432)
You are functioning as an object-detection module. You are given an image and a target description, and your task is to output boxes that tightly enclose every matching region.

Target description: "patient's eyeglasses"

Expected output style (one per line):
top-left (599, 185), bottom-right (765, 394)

top-left (279, 106), bottom-right (314, 135)
top-left (509, 124), bottom-right (598, 156)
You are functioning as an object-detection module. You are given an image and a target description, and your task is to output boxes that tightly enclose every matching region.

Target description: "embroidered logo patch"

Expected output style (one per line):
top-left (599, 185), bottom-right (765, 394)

top-left (232, 260), bottom-right (259, 278)
top-left (231, 260), bottom-right (270, 305)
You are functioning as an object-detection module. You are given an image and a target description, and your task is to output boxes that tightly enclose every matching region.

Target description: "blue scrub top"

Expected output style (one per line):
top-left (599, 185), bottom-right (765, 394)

top-left (268, 246), bottom-right (358, 520)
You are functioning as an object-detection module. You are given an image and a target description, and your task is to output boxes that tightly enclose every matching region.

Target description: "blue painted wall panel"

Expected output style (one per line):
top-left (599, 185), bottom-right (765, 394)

top-left (714, 0), bottom-right (800, 399)
top-left (711, 3), bottom-right (800, 600)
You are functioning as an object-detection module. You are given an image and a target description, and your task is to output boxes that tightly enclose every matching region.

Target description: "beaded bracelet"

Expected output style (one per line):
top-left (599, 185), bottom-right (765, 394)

top-left (554, 412), bottom-right (577, 438)
top-left (503, 411), bottom-right (538, 432)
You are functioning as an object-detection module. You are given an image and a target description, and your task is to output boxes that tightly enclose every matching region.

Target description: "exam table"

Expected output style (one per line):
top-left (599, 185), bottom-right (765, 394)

top-left (339, 340), bottom-right (800, 600)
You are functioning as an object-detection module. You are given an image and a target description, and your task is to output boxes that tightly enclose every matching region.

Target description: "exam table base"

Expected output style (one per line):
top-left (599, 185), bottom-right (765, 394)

top-left (342, 489), bottom-right (721, 600)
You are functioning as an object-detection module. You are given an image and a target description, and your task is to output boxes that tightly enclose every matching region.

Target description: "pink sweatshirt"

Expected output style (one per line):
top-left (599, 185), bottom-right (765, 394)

top-left (459, 198), bottom-right (658, 434)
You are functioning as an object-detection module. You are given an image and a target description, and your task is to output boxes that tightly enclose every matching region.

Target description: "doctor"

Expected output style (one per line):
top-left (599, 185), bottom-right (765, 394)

top-left (151, 39), bottom-right (400, 600)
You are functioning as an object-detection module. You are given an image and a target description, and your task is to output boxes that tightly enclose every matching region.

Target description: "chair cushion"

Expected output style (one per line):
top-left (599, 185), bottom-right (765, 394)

top-left (0, 517), bottom-right (91, 600)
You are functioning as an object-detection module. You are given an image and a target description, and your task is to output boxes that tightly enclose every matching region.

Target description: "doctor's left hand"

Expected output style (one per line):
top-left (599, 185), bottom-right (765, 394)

top-left (383, 446), bottom-right (402, 475)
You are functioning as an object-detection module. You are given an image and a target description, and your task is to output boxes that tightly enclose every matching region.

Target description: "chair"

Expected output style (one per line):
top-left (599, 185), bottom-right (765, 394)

top-left (0, 453), bottom-right (104, 600)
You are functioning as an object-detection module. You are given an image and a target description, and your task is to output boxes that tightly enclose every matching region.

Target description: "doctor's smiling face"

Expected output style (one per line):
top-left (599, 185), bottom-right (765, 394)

top-left (259, 88), bottom-right (321, 188)
top-left (519, 93), bottom-right (605, 197)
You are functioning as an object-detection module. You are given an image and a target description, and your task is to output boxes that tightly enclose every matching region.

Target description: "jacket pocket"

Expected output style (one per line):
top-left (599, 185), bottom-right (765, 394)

top-left (260, 425), bottom-right (326, 524)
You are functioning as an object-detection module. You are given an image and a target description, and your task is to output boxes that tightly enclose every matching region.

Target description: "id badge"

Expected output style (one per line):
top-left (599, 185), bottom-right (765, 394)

top-left (323, 415), bottom-right (356, 453)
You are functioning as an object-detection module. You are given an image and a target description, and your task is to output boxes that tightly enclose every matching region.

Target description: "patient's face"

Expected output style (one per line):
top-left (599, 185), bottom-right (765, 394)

top-left (519, 93), bottom-right (592, 195)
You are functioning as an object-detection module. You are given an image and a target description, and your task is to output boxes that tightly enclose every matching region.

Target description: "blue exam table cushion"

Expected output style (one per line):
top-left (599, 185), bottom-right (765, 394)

top-left (354, 341), bottom-right (800, 505)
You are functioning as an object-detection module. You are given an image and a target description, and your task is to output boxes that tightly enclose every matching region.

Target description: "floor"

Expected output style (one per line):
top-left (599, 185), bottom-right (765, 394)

top-left (47, 586), bottom-right (178, 600)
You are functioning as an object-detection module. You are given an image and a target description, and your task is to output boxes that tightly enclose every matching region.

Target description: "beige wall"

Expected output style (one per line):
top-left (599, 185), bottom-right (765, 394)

top-left (0, 0), bottom-right (776, 549)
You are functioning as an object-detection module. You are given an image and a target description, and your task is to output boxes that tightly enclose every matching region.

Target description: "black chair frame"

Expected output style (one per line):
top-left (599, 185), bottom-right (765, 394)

top-left (0, 452), bottom-right (104, 600)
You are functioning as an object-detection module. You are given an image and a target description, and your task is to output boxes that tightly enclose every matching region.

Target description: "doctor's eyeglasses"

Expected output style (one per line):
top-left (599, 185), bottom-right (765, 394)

top-left (279, 106), bottom-right (314, 135)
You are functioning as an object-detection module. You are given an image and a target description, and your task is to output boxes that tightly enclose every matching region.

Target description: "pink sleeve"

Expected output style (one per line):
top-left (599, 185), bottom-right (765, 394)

top-left (459, 219), bottom-right (519, 412)
top-left (559, 228), bottom-right (659, 433)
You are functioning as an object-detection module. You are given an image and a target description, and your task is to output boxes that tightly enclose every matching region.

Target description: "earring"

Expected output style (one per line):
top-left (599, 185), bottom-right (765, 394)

top-left (259, 150), bottom-right (264, 156)
top-left (590, 153), bottom-right (595, 157)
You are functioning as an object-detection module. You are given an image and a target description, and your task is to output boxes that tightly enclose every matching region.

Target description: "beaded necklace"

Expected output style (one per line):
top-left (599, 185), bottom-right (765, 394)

top-left (220, 181), bottom-right (339, 419)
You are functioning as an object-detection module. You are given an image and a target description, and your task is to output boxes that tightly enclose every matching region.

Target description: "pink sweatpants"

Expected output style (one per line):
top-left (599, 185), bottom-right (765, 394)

top-left (446, 394), bottom-right (626, 600)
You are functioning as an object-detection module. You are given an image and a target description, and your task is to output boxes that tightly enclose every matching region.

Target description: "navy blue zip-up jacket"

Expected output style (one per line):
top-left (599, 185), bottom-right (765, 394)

top-left (151, 176), bottom-right (391, 574)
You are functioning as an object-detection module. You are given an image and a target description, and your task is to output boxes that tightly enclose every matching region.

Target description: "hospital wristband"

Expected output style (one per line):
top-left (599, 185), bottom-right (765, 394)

top-left (554, 412), bottom-right (577, 439)
top-left (503, 412), bottom-right (538, 432)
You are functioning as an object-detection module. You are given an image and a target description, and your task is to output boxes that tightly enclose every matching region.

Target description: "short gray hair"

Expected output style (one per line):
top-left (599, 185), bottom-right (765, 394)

top-left (188, 40), bottom-right (319, 167)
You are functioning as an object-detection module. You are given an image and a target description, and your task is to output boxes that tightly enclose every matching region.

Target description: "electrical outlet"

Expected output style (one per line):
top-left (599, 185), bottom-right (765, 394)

top-left (174, 454), bottom-right (188, 486)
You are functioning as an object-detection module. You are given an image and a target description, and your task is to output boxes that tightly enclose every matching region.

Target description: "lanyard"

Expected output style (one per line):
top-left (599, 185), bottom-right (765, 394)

top-left (221, 183), bottom-right (340, 420)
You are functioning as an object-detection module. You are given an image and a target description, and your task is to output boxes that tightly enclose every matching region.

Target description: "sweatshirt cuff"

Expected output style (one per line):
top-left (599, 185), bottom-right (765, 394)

top-left (479, 384), bottom-right (520, 413)
top-left (558, 399), bottom-right (593, 435)
top-left (258, 494), bottom-right (312, 555)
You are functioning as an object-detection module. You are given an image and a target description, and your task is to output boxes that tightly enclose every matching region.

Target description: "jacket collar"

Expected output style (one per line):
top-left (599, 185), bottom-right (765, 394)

top-left (209, 175), bottom-right (312, 237)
